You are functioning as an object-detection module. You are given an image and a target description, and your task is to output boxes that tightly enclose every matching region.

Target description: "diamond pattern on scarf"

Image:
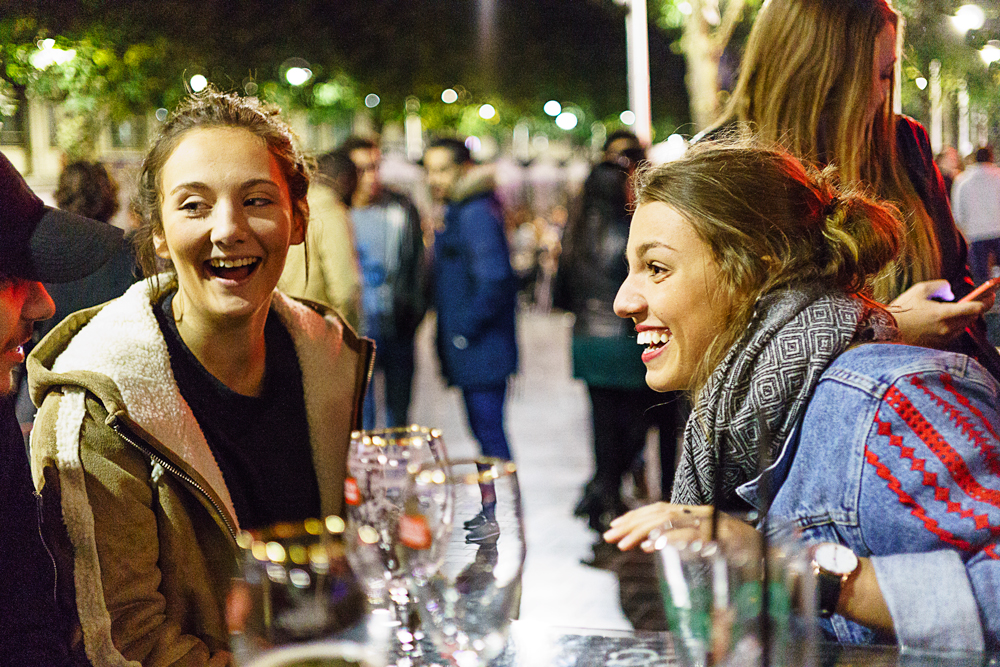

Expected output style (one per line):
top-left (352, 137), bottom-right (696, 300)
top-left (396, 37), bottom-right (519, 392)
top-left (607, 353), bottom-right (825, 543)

top-left (670, 286), bottom-right (899, 509)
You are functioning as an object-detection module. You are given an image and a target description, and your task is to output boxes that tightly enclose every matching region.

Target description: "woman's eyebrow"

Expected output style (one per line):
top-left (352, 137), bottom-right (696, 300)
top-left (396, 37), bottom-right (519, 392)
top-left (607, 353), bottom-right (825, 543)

top-left (636, 241), bottom-right (676, 256)
top-left (240, 178), bottom-right (281, 190)
top-left (169, 181), bottom-right (210, 196)
top-left (169, 178), bottom-right (280, 196)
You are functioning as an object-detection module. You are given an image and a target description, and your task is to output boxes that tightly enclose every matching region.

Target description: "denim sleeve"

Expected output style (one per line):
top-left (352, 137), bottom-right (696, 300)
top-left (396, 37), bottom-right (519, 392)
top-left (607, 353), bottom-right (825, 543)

top-left (858, 360), bottom-right (1000, 653)
top-left (870, 550), bottom-right (985, 652)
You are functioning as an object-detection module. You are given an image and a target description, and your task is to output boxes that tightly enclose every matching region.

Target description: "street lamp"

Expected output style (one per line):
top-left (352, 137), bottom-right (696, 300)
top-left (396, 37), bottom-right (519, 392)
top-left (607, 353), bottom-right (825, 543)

top-left (614, 0), bottom-right (652, 146)
top-left (285, 67), bottom-right (312, 86)
top-left (981, 41), bottom-right (1000, 66)
top-left (543, 100), bottom-right (562, 117)
top-left (190, 74), bottom-right (208, 92)
top-left (555, 111), bottom-right (578, 130)
top-left (30, 39), bottom-right (76, 69)
top-left (952, 4), bottom-right (986, 33)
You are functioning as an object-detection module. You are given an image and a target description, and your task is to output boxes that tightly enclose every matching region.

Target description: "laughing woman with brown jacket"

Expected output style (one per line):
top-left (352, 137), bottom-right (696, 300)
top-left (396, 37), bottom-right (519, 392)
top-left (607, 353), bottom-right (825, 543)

top-left (28, 90), bottom-right (372, 667)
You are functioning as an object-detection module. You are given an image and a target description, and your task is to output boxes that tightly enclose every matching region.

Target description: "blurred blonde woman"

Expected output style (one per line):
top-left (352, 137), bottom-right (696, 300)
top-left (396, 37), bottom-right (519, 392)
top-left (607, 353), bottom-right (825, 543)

top-left (705, 0), bottom-right (998, 375)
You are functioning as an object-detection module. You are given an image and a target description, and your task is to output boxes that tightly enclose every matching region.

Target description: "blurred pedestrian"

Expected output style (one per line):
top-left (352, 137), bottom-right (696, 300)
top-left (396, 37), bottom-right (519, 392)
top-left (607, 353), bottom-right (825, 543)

top-left (554, 146), bottom-right (683, 535)
top-left (0, 151), bottom-right (122, 666)
top-left (936, 146), bottom-right (963, 198)
top-left (423, 138), bottom-right (518, 468)
top-left (40, 161), bottom-right (139, 339)
top-left (602, 129), bottom-right (642, 165)
top-left (344, 136), bottom-right (428, 429)
top-left (952, 145), bottom-right (1000, 285)
top-left (279, 148), bottom-right (364, 329)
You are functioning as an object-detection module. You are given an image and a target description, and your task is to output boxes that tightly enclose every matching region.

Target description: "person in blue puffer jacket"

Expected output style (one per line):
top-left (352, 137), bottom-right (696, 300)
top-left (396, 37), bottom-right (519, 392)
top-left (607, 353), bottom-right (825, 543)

top-left (423, 137), bottom-right (518, 467)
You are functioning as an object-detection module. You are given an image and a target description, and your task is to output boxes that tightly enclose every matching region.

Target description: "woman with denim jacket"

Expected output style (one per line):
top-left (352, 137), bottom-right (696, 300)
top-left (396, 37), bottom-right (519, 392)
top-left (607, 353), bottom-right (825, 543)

top-left (603, 141), bottom-right (999, 652)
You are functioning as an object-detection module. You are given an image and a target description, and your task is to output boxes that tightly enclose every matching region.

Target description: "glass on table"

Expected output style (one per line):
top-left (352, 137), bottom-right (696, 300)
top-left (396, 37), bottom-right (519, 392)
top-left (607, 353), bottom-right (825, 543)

top-left (344, 426), bottom-right (449, 608)
top-left (653, 517), bottom-right (816, 667)
top-left (408, 458), bottom-right (525, 667)
top-left (343, 425), bottom-right (451, 661)
top-left (227, 516), bottom-right (383, 667)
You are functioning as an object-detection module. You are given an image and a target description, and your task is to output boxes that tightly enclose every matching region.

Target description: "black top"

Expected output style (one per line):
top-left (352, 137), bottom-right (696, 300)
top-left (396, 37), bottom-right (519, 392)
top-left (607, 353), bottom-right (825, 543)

top-left (895, 116), bottom-right (1000, 379)
top-left (552, 160), bottom-right (633, 340)
top-left (155, 293), bottom-right (320, 530)
top-left (0, 395), bottom-right (81, 665)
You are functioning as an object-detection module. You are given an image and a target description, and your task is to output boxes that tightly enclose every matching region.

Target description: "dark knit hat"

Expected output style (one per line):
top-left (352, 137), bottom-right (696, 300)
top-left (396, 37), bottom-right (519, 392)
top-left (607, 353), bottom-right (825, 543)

top-left (0, 151), bottom-right (123, 283)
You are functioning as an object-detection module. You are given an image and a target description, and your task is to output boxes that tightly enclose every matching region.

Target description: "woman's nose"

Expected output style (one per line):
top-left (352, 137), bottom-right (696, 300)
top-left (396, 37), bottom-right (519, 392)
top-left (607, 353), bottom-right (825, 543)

top-left (613, 276), bottom-right (643, 319)
top-left (210, 200), bottom-right (248, 245)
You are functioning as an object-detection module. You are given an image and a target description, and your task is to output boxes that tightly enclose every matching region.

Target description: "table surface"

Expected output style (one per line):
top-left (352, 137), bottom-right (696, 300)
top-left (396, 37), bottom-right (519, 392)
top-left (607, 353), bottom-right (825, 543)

top-left (499, 623), bottom-right (997, 667)
top-left (237, 623), bottom-right (997, 667)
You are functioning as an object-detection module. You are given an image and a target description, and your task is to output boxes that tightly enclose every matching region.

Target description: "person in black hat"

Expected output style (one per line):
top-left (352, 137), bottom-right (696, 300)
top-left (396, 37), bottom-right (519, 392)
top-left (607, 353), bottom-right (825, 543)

top-left (0, 151), bottom-right (122, 665)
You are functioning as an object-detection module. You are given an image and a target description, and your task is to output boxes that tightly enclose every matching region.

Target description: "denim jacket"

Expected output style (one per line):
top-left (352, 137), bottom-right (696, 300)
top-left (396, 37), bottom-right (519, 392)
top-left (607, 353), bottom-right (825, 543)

top-left (738, 343), bottom-right (1000, 653)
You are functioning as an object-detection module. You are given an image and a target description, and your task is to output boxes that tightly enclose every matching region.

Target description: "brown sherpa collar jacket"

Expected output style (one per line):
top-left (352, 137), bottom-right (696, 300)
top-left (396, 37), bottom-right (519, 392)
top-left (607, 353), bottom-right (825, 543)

top-left (27, 278), bottom-right (372, 667)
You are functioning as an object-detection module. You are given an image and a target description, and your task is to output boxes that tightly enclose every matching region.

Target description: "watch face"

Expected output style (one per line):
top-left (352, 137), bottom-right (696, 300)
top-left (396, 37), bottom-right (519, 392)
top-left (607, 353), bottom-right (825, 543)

top-left (814, 543), bottom-right (859, 576)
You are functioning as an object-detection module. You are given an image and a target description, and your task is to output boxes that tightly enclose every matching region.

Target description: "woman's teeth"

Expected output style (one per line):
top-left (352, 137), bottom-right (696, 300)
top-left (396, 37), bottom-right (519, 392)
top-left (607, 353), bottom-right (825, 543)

top-left (209, 257), bottom-right (257, 269)
top-left (637, 330), bottom-right (670, 346)
top-left (207, 257), bottom-right (259, 280)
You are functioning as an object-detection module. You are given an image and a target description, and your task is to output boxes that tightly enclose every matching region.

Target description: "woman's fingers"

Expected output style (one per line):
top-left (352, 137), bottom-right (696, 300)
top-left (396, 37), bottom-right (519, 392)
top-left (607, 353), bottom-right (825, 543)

top-left (640, 527), bottom-right (703, 553)
top-left (888, 279), bottom-right (987, 347)
top-left (603, 503), bottom-right (713, 551)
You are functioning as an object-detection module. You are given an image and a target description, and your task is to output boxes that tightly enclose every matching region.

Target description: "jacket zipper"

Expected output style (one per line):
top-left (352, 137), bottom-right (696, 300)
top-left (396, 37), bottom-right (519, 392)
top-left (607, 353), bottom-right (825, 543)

top-left (109, 416), bottom-right (238, 541)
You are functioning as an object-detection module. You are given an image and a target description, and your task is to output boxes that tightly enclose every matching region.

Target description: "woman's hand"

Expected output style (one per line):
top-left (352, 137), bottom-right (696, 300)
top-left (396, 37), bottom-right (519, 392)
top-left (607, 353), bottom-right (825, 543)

top-left (887, 280), bottom-right (988, 348)
top-left (602, 502), bottom-right (757, 553)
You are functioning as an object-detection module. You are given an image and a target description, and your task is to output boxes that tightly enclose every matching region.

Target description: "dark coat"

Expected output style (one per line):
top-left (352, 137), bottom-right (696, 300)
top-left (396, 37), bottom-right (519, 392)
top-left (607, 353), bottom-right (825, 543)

top-left (0, 395), bottom-right (82, 666)
top-left (895, 115), bottom-right (973, 299)
top-left (433, 170), bottom-right (518, 388)
top-left (553, 161), bottom-right (648, 390)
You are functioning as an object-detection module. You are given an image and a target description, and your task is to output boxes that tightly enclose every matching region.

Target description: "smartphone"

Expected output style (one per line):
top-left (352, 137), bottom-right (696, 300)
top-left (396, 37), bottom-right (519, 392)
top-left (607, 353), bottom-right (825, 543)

top-left (958, 276), bottom-right (1000, 303)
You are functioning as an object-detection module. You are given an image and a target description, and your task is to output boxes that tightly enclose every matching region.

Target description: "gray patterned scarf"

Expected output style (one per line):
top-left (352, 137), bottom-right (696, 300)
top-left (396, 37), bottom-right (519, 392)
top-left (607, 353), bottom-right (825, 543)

top-left (670, 285), bottom-right (899, 509)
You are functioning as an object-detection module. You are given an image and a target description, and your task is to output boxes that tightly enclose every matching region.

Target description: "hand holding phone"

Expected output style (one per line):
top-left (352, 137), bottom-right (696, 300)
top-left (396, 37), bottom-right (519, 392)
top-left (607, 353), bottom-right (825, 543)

top-left (958, 277), bottom-right (1000, 303)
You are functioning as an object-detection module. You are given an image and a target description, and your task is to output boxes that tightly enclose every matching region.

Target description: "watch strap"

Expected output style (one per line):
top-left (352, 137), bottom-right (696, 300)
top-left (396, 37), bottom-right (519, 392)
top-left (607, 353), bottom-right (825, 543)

top-left (815, 568), bottom-right (844, 619)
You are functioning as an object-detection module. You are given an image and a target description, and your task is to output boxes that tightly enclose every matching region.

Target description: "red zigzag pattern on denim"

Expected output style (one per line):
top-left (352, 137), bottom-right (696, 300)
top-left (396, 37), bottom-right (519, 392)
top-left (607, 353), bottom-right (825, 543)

top-left (868, 385), bottom-right (1000, 559)
top-left (911, 375), bottom-right (1000, 478)
top-left (864, 446), bottom-right (972, 551)
top-left (883, 386), bottom-right (1000, 511)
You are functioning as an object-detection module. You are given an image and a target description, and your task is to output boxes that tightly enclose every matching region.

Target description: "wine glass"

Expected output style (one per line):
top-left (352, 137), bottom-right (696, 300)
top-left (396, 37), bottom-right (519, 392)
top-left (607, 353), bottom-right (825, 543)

top-left (407, 458), bottom-right (525, 667)
top-left (344, 426), bottom-right (450, 658)
top-left (227, 516), bottom-right (382, 667)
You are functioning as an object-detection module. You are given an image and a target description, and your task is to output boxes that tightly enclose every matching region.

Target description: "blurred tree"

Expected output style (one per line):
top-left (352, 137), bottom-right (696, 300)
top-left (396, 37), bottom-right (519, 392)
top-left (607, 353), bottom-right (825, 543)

top-left (652, 0), bottom-right (762, 131)
top-left (0, 0), bottom-right (688, 142)
top-left (1, 17), bottom-right (176, 159)
top-left (896, 0), bottom-right (999, 143)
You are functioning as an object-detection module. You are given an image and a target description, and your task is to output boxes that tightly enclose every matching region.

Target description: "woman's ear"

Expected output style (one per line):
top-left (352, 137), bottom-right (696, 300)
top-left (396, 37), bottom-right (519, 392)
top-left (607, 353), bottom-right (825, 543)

top-left (290, 201), bottom-right (308, 246)
top-left (153, 233), bottom-right (171, 260)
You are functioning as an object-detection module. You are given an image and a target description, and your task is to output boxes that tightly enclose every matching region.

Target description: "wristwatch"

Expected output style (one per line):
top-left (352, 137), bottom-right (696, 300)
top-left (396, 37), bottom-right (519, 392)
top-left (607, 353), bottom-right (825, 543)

top-left (811, 542), bottom-right (859, 619)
